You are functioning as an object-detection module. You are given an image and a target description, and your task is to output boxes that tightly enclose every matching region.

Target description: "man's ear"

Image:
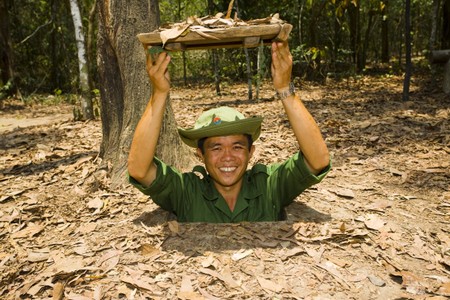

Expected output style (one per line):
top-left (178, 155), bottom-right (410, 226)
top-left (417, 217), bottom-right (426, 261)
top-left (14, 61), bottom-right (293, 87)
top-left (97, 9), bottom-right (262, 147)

top-left (249, 145), bottom-right (255, 158)
top-left (196, 148), bottom-right (204, 161)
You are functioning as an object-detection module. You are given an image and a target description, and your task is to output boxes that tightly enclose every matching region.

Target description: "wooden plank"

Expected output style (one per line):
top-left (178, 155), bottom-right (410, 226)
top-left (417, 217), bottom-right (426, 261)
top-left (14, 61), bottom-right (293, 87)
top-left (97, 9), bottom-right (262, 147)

top-left (137, 23), bottom-right (292, 51)
top-left (430, 49), bottom-right (450, 64)
top-left (444, 60), bottom-right (450, 94)
top-left (274, 24), bottom-right (293, 42)
top-left (165, 43), bottom-right (186, 51)
top-left (243, 36), bottom-right (261, 48)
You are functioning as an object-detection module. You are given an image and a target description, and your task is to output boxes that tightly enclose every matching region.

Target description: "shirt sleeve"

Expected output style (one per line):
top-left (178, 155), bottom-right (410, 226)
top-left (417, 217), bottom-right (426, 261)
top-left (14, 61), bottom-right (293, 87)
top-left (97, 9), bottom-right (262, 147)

top-left (266, 152), bottom-right (331, 207)
top-left (128, 157), bottom-right (184, 212)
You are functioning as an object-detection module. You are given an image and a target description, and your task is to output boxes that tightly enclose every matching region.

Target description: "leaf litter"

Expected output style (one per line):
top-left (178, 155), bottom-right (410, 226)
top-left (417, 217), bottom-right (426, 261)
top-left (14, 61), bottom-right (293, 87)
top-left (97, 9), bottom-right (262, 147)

top-left (0, 74), bottom-right (449, 299)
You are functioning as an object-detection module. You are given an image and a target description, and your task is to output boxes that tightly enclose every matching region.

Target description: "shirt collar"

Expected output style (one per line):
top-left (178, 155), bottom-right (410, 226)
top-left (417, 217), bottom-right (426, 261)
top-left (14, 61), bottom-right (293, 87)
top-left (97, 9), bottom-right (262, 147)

top-left (197, 167), bottom-right (262, 201)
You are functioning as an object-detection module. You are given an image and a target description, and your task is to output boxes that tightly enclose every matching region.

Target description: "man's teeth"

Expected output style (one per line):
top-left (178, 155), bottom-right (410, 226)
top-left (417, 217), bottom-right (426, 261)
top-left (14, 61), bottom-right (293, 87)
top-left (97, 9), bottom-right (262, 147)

top-left (220, 167), bottom-right (236, 172)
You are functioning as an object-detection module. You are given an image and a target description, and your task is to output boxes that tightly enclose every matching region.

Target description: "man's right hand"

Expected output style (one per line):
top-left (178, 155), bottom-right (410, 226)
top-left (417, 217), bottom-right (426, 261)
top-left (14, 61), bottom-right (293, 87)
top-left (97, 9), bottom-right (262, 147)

top-left (146, 49), bottom-right (171, 95)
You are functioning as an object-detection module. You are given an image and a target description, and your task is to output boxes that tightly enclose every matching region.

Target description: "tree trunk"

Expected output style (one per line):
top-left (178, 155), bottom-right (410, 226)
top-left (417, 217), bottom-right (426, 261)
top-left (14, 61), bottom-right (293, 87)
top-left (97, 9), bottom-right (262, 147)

top-left (297, 0), bottom-right (304, 46)
top-left (69, 0), bottom-right (94, 120)
top-left (443, 0), bottom-right (450, 48)
top-left (361, 9), bottom-right (375, 70)
top-left (403, 0), bottom-right (412, 101)
top-left (348, 2), bottom-right (363, 72)
top-left (208, 0), bottom-right (221, 95)
top-left (381, 0), bottom-right (390, 63)
top-left (444, 60), bottom-right (450, 94)
top-left (87, 0), bottom-right (97, 94)
top-left (97, 0), bottom-right (191, 187)
top-left (177, 0), bottom-right (187, 86)
top-left (49, 0), bottom-right (58, 91)
top-left (430, 49), bottom-right (450, 63)
top-left (430, 0), bottom-right (440, 51)
top-left (212, 50), bottom-right (221, 95)
top-left (430, 50), bottom-right (450, 93)
top-left (245, 48), bottom-right (253, 100)
top-left (256, 41), bottom-right (264, 100)
top-left (0, 0), bottom-right (20, 100)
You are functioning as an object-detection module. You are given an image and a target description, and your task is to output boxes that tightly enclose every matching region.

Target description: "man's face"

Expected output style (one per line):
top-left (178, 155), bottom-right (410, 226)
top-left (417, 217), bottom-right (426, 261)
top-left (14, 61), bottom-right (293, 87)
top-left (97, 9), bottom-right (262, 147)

top-left (197, 135), bottom-right (255, 192)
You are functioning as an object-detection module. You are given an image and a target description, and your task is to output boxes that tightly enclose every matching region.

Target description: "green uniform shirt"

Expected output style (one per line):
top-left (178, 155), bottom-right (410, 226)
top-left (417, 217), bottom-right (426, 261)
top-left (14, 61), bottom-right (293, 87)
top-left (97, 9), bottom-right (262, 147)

top-left (129, 152), bottom-right (330, 223)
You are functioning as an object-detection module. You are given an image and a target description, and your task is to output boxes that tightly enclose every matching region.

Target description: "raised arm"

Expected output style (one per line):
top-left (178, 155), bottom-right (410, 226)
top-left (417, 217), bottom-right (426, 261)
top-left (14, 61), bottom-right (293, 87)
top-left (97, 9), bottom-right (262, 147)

top-left (271, 42), bottom-right (330, 175)
top-left (127, 50), bottom-right (171, 187)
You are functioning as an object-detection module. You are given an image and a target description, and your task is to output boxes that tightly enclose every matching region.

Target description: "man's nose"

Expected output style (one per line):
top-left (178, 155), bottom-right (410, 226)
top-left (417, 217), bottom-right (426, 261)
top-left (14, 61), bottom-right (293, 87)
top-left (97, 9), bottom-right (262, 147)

top-left (221, 148), bottom-right (234, 160)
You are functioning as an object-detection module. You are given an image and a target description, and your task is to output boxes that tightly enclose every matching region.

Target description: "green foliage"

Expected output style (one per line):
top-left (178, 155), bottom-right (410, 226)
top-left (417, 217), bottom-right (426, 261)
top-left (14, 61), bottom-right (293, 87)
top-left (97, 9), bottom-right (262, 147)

top-left (0, 80), bottom-right (13, 100)
top-left (8, 0), bottom-right (78, 94)
top-left (159, 0), bottom-right (208, 23)
top-left (3, 0), bottom-right (444, 95)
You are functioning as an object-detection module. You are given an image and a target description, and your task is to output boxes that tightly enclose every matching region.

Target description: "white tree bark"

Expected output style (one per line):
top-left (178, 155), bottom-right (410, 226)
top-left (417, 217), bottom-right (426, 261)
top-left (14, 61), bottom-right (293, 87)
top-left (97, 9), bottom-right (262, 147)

top-left (69, 0), bottom-right (93, 119)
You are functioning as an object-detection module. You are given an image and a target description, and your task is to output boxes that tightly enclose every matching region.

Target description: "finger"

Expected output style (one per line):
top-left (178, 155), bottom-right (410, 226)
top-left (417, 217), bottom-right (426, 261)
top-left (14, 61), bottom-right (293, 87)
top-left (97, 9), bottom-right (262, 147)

top-left (147, 52), bottom-right (165, 75)
top-left (271, 44), bottom-right (282, 70)
top-left (159, 53), bottom-right (171, 70)
top-left (153, 52), bottom-right (170, 75)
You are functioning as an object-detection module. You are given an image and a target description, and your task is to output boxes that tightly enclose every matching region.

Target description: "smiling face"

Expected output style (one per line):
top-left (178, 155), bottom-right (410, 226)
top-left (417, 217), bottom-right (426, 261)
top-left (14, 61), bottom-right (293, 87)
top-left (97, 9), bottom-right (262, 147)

top-left (197, 134), bottom-right (255, 194)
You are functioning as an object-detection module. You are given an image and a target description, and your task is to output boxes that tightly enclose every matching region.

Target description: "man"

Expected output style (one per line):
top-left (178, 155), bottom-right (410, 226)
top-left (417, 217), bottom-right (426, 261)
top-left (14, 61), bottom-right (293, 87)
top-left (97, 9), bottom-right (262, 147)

top-left (127, 42), bottom-right (330, 222)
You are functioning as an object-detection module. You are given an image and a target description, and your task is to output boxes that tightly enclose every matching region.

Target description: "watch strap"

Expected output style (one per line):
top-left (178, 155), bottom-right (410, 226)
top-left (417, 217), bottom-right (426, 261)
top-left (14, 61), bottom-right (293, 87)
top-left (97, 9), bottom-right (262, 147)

top-left (276, 82), bottom-right (295, 100)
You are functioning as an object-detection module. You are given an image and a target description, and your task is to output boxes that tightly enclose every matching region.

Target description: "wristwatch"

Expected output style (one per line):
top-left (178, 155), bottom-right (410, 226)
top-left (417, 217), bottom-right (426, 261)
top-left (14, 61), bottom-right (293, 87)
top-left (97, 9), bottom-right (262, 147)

top-left (276, 82), bottom-right (296, 100)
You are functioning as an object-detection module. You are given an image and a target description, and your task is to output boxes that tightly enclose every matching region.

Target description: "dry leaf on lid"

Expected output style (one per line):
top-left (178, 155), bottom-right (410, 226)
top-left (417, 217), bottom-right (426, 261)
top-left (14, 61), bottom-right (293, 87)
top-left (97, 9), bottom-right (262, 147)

top-left (160, 23), bottom-right (191, 46)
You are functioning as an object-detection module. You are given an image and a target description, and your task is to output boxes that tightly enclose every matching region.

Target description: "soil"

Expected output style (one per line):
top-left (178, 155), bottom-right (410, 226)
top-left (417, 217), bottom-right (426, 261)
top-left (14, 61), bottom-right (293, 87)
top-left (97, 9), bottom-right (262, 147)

top-left (0, 74), bottom-right (449, 299)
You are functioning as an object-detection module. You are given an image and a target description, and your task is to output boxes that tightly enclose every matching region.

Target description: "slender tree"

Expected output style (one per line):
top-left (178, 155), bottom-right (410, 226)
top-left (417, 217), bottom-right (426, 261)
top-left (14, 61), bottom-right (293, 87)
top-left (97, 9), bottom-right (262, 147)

top-left (443, 0), bottom-right (450, 48)
top-left (348, 1), bottom-right (363, 72)
top-left (69, 0), bottom-right (94, 119)
top-left (297, 0), bottom-right (305, 46)
top-left (0, 0), bottom-right (20, 100)
top-left (403, 0), bottom-right (412, 101)
top-left (87, 0), bottom-right (97, 94)
top-left (97, 0), bottom-right (190, 186)
top-left (208, 0), bottom-right (221, 95)
top-left (381, 0), bottom-right (390, 63)
top-left (430, 0), bottom-right (441, 83)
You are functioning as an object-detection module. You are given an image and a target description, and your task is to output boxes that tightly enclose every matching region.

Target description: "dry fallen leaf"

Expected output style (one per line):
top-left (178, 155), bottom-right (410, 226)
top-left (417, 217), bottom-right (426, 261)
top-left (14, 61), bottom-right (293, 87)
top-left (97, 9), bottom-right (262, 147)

top-left (120, 275), bottom-right (155, 292)
top-left (11, 223), bottom-right (45, 239)
top-left (178, 275), bottom-right (204, 300)
top-left (139, 244), bottom-right (160, 256)
top-left (364, 214), bottom-right (386, 231)
top-left (231, 249), bottom-right (253, 261)
top-left (390, 271), bottom-right (428, 295)
top-left (168, 220), bottom-right (180, 234)
top-left (52, 282), bottom-right (64, 300)
top-left (256, 276), bottom-right (283, 293)
top-left (87, 197), bottom-right (103, 210)
top-left (97, 250), bottom-right (121, 272)
top-left (201, 255), bottom-right (216, 268)
top-left (199, 267), bottom-right (240, 288)
top-left (27, 249), bottom-right (50, 262)
top-left (331, 187), bottom-right (355, 199)
top-left (368, 274), bottom-right (386, 287)
top-left (437, 282), bottom-right (450, 297)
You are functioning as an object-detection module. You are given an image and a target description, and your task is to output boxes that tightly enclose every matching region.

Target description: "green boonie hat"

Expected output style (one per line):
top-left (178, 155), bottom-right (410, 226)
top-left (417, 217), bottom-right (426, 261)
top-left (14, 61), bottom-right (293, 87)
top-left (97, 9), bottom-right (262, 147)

top-left (178, 106), bottom-right (263, 148)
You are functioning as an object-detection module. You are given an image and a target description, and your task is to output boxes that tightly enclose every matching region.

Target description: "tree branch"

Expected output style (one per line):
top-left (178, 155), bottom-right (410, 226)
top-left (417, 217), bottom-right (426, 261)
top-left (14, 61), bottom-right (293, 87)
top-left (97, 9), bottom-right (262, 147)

top-left (20, 20), bottom-right (53, 44)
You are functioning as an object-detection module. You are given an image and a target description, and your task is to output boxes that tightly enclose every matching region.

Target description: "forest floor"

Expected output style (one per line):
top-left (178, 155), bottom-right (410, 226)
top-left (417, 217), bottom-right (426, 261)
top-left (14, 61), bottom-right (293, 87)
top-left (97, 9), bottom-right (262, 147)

top-left (0, 73), bottom-right (449, 300)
